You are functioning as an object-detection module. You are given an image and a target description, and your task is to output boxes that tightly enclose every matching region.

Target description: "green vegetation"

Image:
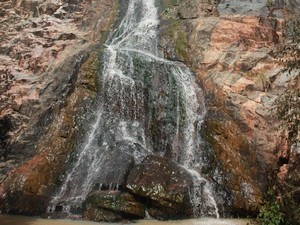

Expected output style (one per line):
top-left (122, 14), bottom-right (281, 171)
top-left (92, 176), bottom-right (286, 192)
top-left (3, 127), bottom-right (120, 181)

top-left (273, 89), bottom-right (300, 145)
top-left (256, 73), bottom-right (271, 92)
top-left (257, 191), bottom-right (284, 225)
top-left (266, 0), bottom-right (273, 9)
top-left (278, 19), bottom-right (300, 72)
top-left (175, 30), bottom-right (188, 61)
top-left (273, 19), bottom-right (300, 145)
top-left (270, 17), bottom-right (300, 225)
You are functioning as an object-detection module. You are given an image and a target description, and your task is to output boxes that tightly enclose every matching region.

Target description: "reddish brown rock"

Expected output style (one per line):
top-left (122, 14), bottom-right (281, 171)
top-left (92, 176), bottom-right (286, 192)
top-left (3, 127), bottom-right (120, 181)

top-left (0, 154), bottom-right (50, 215)
top-left (159, 0), bottom-right (299, 218)
top-left (0, 0), bottom-right (119, 162)
top-left (0, 0), bottom-right (120, 216)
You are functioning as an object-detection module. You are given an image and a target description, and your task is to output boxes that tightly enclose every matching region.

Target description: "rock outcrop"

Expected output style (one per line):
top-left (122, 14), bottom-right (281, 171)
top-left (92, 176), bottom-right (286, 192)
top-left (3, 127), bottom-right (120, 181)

top-left (159, 0), bottom-right (299, 219)
top-left (126, 155), bottom-right (193, 220)
top-left (0, 0), bottom-right (120, 215)
top-left (0, 0), bottom-right (119, 167)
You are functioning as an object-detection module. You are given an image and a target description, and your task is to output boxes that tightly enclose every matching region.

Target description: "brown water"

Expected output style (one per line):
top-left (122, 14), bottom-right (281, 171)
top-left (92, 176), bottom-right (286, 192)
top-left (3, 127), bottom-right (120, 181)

top-left (0, 214), bottom-right (252, 225)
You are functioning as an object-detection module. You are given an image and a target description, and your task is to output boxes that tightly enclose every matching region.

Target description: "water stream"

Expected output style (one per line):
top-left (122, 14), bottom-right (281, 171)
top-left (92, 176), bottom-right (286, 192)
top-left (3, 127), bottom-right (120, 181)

top-left (48, 0), bottom-right (219, 218)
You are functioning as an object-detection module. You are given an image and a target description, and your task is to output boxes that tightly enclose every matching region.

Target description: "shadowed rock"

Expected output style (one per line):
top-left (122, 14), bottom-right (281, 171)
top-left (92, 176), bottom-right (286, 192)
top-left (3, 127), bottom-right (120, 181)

top-left (83, 190), bottom-right (145, 222)
top-left (126, 155), bottom-right (193, 220)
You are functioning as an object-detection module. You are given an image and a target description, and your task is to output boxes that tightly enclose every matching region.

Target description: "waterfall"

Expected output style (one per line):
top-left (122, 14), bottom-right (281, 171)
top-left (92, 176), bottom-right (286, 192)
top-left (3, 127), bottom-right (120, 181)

top-left (48, 0), bottom-right (219, 218)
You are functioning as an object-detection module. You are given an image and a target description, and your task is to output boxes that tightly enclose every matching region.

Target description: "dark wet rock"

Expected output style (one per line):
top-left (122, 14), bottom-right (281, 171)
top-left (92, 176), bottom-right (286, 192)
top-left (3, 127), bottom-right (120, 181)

top-left (83, 206), bottom-right (123, 222)
top-left (0, 191), bottom-right (49, 216)
top-left (83, 190), bottom-right (145, 222)
top-left (57, 33), bottom-right (77, 40)
top-left (94, 150), bottom-right (134, 189)
top-left (0, 154), bottom-right (51, 215)
top-left (0, 115), bottom-right (12, 150)
top-left (43, 212), bottom-right (84, 220)
top-left (126, 155), bottom-right (193, 219)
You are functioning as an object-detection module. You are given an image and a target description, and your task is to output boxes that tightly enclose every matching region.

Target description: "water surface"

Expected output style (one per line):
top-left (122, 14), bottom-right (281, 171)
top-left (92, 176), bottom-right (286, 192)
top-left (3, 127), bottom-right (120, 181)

top-left (0, 215), bottom-right (252, 225)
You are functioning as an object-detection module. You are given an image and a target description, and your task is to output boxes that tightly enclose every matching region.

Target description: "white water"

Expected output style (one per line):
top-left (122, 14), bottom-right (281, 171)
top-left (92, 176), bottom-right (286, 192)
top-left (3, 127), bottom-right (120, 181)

top-left (48, 0), bottom-right (219, 218)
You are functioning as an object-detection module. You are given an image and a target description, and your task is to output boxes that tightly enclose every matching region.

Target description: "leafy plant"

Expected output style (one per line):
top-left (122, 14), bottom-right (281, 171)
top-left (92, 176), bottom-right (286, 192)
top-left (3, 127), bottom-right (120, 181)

top-left (273, 89), bottom-right (300, 145)
top-left (273, 18), bottom-right (300, 146)
top-left (258, 190), bottom-right (284, 225)
top-left (256, 73), bottom-right (271, 92)
top-left (278, 19), bottom-right (300, 73)
top-left (266, 0), bottom-right (273, 8)
top-left (271, 17), bottom-right (300, 225)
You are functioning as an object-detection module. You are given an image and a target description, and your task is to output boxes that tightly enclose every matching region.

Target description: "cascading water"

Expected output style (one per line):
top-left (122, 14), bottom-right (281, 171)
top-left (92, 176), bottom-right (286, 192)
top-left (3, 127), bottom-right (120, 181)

top-left (48, 0), bottom-right (219, 218)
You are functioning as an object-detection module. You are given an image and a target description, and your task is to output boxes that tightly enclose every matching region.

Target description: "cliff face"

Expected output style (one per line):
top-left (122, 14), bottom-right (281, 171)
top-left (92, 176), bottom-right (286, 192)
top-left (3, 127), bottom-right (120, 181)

top-left (159, 0), bottom-right (300, 219)
top-left (0, 0), bottom-right (119, 176)
top-left (0, 0), bottom-right (120, 215)
top-left (0, 0), bottom-right (299, 223)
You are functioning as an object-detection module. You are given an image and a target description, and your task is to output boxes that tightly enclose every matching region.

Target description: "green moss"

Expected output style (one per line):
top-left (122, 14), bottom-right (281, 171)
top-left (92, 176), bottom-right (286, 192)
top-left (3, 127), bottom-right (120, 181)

top-left (175, 30), bottom-right (188, 61)
top-left (160, 0), bottom-right (178, 11)
top-left (162, 19), bottom-right (188, 61)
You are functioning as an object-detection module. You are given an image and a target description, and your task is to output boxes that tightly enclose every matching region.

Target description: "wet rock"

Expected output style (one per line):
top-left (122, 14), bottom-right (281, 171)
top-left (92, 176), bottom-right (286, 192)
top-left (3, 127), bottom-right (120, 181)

top-left (0, 115), bottom-right (12, 150)
top-left (0, 154), bottom-right (51, 215)
top-left (95, 149), bottom-right (134, 189)
top-left (158, 0), bottom-right (296, 217)
top-left (83, 207), bottom-right (123, 222)
top-left (83, 190), bottom-right (145, 222)
top-left (0, 0), bottom-right (120, 215)
top-left (201, 103), bottom-right (265, 215)
top-left (0, 192), bottom-right (49, 216)
top-left (126, 155), bottom-right (193, 219)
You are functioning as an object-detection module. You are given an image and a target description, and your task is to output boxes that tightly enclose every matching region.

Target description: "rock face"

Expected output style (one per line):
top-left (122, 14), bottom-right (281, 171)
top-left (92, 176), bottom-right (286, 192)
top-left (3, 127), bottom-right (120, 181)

top-left (159, 0), bottom-right (300, 219)
top-left (0, 0), bottom-right (119, 166)
top-left (0, 0), bottom-right (119, 215)
top-left (0, 0), bottom-right (299, 223)
top-left (126, 155), bottom-right (193, 220)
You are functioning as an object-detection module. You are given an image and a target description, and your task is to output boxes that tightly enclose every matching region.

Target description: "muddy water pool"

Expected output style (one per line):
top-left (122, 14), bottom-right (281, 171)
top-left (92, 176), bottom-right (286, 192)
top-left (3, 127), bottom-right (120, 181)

top-left (0, 214), bottom-right (252, 225)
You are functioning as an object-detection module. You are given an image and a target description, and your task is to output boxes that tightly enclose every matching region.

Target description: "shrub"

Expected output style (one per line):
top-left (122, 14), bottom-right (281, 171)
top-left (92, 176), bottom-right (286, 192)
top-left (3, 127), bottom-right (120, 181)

top-left (257, 191), bottom-right (284, 225)
top-left (273, 89), bottom-right (300, 145)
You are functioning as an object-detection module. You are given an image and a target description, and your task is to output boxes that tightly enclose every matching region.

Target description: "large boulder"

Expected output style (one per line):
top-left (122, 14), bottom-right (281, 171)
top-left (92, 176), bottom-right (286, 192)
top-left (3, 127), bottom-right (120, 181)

top-left (126, 155), bottom-right (193, 220)
top-left (83, 190), bottom-right (145, 222)
top-left (0, 154), bottom-right (51, 215)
